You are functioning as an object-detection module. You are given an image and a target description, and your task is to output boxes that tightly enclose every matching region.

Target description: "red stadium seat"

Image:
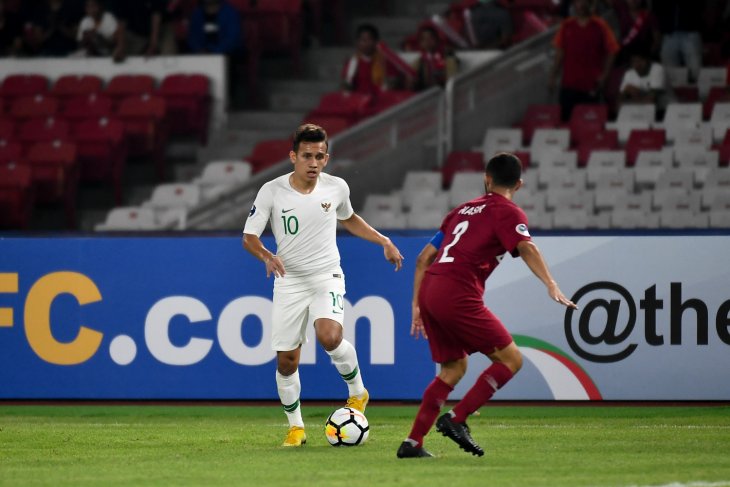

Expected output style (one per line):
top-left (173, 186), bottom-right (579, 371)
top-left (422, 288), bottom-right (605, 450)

top-left (569, 104), bottom-right (608, 146)
top-left (157, 73), bottom-right (211, 144)
top-left (363, 90), bottom-right (415, 117)
top-left (308, 92), bottom-right (373, 124)
top-left (27, 140), bottom-right (79, 227)
top-left (519, 104), bottom-right (560, 145)
top-left (441, 151), bottom-right (484, 188)
top-left (0, 139), bottom-right (22, 162)
top-left (720, 129), bottom-right (730, 166)
top-left (10, 95), bottom-right (59, 121)
top-left (577, 129), bottom-right (618, 167)
top-left (117, 94), bottom-right (167, 179)
top-left (514, 150), bottom-right (531, 169)
top-left (625, 129), bottom-right (666, 166)
top-left (73, 117), bottom-right (127, 203)
top-left (301, 114), bottom-right (352, 137)
top-left (0, 119), bottom-right (15, 140)
top-left (703, 86), bottom-right (730, 120)
top-left (105, 74), bottom-right (156, 104)
top-left (672, 85), bottom-right (699, 103)
top-left (235, 0), bottom-right (303, 72)
top-left (18, 117), bottom-right (70, 149)
top-left (62, 93), bottom-right (113, 121)
top-left (247, 139), bottom-right (292, 172)
top-left (0, 74), bottom-right (48, 100)
top-left (0, 161), bottom-right (33, 229)
top-left (51, 75), bottom-right (103, 101)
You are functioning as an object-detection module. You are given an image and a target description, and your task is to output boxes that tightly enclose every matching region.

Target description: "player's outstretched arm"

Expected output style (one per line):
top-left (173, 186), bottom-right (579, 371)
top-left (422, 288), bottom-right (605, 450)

top-left (242, 233), bottom-right (286, 278)
top-left (411, 243), bottom-right (438, 339)
top-left (516, 240), bottom-right (577, 309)
top-left (339, 213), bottom-right (404, 271)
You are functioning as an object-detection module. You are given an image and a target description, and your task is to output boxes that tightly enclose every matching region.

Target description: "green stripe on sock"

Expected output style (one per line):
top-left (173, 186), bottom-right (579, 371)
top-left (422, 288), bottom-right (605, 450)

top-left (282, 399), bottom-right (300, 413)
top-left (340, 366), bottom-right (359, 382)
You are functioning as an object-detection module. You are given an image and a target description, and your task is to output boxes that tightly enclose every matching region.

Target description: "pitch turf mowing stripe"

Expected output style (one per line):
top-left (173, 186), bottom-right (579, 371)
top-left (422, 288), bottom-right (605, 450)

top-left (340, 366), bottom-right (358, 381)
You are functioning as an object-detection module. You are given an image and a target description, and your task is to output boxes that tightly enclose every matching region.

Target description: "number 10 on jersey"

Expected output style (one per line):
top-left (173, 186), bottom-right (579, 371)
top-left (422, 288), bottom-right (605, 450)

top-left (281, 215), bottom-right (299, 235)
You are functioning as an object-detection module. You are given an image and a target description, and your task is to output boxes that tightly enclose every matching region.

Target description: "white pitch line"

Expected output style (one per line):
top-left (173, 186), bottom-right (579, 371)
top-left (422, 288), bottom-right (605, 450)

top-left (625, 482), bottom-right (730, 487)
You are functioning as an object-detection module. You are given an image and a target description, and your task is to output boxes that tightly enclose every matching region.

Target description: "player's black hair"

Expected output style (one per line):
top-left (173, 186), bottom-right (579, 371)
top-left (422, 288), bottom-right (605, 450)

top-left (293, 123), bottom-right (328, 153)
top-left (486, 152), bottom-right (522, 188)
top-left (356, 23), bottom-right (380, 41)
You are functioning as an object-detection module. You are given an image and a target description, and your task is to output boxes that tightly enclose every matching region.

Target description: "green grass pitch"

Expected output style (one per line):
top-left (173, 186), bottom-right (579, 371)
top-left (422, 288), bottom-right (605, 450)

top-left (1, 404), bottom-right (729, 487)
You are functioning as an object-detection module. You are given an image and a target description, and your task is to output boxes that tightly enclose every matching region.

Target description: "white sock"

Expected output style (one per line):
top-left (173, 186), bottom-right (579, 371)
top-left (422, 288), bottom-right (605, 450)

top-left (276, 370), bottom-right (304, 428)
top-left (326, 339), bottom-right (365, 397)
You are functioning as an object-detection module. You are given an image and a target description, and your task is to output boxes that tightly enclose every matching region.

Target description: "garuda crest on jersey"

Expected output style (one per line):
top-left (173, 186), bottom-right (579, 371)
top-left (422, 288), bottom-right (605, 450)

top-left (321, 201), bottom-right (332, 213)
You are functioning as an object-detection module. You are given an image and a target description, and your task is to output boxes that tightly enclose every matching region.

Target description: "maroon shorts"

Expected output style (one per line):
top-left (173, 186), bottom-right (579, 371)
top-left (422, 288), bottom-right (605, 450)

top-left (418, 273), bottom-right (513, 364)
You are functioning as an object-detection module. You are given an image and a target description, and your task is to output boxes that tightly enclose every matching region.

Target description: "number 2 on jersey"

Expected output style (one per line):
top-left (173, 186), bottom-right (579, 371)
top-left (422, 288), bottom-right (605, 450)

top-left (438, 221), bottom-right (469, 263)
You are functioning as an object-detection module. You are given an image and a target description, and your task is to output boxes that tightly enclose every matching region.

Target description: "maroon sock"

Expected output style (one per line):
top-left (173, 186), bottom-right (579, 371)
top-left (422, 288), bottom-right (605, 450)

top-left (407, 377), bottom-right (453, 447)
top-left (451, 363), bottom-right (514, 423)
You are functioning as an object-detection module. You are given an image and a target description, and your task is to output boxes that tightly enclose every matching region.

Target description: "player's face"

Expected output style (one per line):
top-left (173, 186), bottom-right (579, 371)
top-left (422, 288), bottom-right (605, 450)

top-left (290, 141), bottom-right (329, 182)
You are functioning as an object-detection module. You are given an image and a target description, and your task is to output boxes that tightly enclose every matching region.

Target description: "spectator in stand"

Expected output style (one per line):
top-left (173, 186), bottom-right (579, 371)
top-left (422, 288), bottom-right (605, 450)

top-left (466, 0), bottom-right (513, 50)
top-left (619, 48), bottom-right (666, 109)
top-left (549, 0), bottom-right (620, 121)
top-left (615, 0), bottom-right (660, 66)
top-left (22, 0), bottom-right (84, 57)
top-left (0, 0), bottom-right (24, 56)
top-left (187, 0), bottom-right (241, 55)
top-left (592, 0), bottom-right (622, 40)
top-left (652, 0), bottom-right (705, 83)
top-left (407, 25), bottom-right (459, 91)
top-left (341, 24), bottom-right (400, 95)
top-left (77, 0), bottom-right (119, 57)
top-left (111, 0), bottom-right (165, 61)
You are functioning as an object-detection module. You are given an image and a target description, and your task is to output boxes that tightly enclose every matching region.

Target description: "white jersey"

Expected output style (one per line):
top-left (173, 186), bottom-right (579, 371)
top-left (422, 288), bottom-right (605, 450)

top-left (243, 172), bottom-right (354, 277)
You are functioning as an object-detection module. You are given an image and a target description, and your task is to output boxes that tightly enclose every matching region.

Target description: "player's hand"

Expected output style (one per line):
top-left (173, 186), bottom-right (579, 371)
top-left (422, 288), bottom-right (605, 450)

top-left (410, 303), bottom-right (427, 339)
top-left (383, 239), bottom-right (404, 271)
top-left (265, 255), bottom-right (286, 279)
top-left (548, 282), bottom-right (577, 309)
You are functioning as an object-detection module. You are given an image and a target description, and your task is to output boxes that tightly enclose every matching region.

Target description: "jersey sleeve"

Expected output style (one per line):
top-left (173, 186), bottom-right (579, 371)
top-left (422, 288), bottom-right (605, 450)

top-left (495, 205), bottom-right (531, 257)
top-left (242, 183), bottom-right (273, 236)
top-left (335, 178), bottom-right (355, 220)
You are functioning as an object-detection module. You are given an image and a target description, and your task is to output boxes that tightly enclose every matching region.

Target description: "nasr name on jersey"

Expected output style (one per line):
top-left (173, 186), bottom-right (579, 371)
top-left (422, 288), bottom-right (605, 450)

top-left (458, 204), bottom-right (486, 216)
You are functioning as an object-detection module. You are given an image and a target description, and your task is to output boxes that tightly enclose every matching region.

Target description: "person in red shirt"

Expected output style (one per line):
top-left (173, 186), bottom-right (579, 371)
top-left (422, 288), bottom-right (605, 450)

top-left (397, 152), bottom-right (576, 458)
top-left (549, 0), bottom-right (619, 121)
top-left (341, 23), bottom-right (399, 95)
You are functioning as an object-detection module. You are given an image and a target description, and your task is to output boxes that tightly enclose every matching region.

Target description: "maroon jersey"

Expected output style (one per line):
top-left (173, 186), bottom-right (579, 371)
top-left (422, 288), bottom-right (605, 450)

top-left (426, 192), bottom-right (531, 295)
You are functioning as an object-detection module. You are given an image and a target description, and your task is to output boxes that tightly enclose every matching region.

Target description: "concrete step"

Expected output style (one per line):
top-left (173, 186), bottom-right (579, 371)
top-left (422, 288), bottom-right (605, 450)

top-left (197, 127), bottom-right (292, 163)
top-left (269, 91), bottom-right (322, 112)
top-left (227, 110), bottom-right (304, 131)
top-left (267, 78), bottom-right (340, 96)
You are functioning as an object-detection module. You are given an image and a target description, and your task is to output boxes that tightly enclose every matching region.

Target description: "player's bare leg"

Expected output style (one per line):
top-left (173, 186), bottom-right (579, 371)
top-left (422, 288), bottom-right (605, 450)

top-left (439, 342), bottom-right (523, 456)
top-left (315, 318), bottom-right (368, 412)
top-left (398, 358), bottom-right (467, 458)
top-left (277, 347), bottom-right (307, 447)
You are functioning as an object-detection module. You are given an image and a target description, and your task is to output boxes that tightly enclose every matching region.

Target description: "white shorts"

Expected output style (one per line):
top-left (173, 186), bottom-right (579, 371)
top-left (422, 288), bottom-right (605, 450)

top-left (271, 272), bottom-right (346, 351)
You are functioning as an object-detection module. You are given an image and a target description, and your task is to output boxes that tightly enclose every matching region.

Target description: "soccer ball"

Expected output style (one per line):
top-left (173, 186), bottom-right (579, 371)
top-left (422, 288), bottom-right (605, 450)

top-left (324, 407), bottom-right (369, 446)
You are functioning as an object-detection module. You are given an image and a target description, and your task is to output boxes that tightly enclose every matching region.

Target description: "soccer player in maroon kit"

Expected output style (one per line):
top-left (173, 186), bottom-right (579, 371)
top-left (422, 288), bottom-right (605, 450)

top-left (397, 152), bottom-right (577, 458)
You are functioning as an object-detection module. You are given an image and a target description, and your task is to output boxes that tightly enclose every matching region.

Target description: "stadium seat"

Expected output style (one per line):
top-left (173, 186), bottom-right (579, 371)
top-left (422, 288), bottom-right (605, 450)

top-left (482, 128), bottom-right (522, 159)
top-left (552, 206), bottom-right (594, 229)
top-left (157, 73), bottom-right (211, 144)
top-left (364, 90), bottom-right (415, 117)
top-left (247, 139), bottom-right (292, 172)
top-left (652, 171), bottom-right (695, 210)
top-left (0, 161), bottom-right (33, 229)
top-left (18, 117), bottom-right (70, 149)
top-left (607, 103), bottom-right (655, 143)
top-left (703, 86), bottom-right (730, 120)
top-left (704, 192), bottom-right (730, 213)
top-left (117, 94), bottom-right (168, 179)
top-left (0, 139), bottom-right (22, 162)
top-left (665, 66), bottom-right (689, 87)
top-left (594, 172), bottom-right (633, 210)
top-left (656, 103), bottom-right (702, 141)
top-left (362, 193), bottom-right (402, 215)
top-left (698, 67), bottom-right (727, 100)
top-left (673, 148), bottom-right (719, 185)
top-left (634, 149), bottom-right (673, 187)
top-left (73, 117), bottom-right (127, 204)
top-left (672, 86), bottom-right (700, 103)
top-left (195, 160), bottom-right (252, 200)
top-left (406, 208), bottom-right (445, 229)
top-left (544, 173), bottom-right (588, 208)
top-left (441, 151), bottom-right (484, 188)
top-left (407, 191), bottom-right (449, 214)
top-left (27, 140), bottom-right (78, 227)
top-left (0, 74), bottom-right (48, 100)
top-left (721, 129), bottom-right (730, 166)
top-left (709, 210), bottom-right (730, 228)
top-left (530, 128), bottom-right (570, 165)
top-left (307, 92), bottom-right (372, 124)
top-left (402, 171), bottom-right (443, 209)
top-left (659, 207), bottom-right (707, 229)
top-left (62, 93), bottom-right (113, 121)
top-left (709, 103), bottom-right (730, 143)
top-left (361, 208), bottom-right (407, 229)
top-left (449, 171), bottom-right (485, 207)
top-left (701, 167), bottom-right (730, 208)
top-left (142, 183), bottom-right (201, 227)
top-left (576, 129), bottom-right (618, 167)
top-left (569, 104), bottom-right (608, 146)
top-left (513, 190), bottom-right (546, 214)
top-left (536, 150), bottom-right (577, 185)
top-left (51, 75), bottom-right (103, 101)
top-left (105, 74), bottom-right (156, 104)
top-left (95, 206), bottom-right (158, 231)
top-left (0, 119), bottom-right (15, 140)
top-left (625, 129), bottom-right (666, 166)
top-left (585, 150), bottom-right (626, 186)
top-left (10, 95), bottom-right (59, 121)
top-left (519, 104), bottom-right (560, 144)
top-left (301, 114), bottom-right (352, 137)
top-left (611, 208), bottom-right (659, 229)
top-left (674, 125), bottom-right (713, 149)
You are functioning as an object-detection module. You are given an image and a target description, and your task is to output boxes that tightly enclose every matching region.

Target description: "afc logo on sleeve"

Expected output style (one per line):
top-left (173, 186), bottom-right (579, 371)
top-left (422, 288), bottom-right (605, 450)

top-left (516, 223), bottom-right (530, 237)
top-left (249, 205), bottom-right (256, 217)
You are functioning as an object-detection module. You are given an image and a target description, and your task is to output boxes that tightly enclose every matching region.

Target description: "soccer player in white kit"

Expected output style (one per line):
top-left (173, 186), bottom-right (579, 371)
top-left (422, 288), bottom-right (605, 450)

top-left (243, 124), bottom-right (404, 447)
